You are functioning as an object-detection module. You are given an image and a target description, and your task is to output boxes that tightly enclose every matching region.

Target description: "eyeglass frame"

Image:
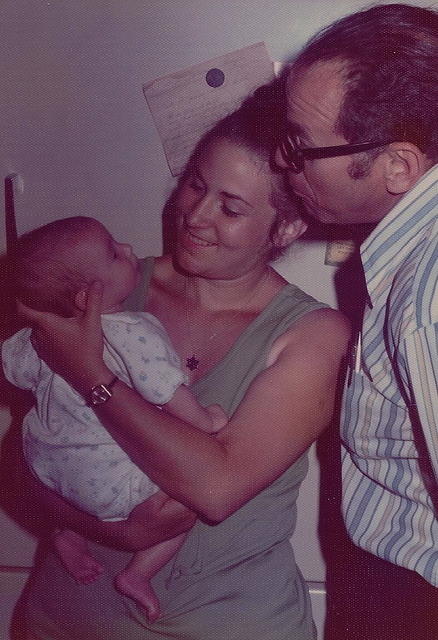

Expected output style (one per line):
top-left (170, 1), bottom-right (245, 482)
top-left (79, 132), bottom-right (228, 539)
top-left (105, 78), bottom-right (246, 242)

top-left (278, 126), bottom-right (392, 174)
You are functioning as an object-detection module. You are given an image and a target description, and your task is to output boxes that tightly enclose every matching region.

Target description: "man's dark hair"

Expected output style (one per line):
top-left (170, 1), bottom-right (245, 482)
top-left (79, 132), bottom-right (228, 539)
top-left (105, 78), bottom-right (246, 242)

top-left (292, 3), bottom-right (438, 162)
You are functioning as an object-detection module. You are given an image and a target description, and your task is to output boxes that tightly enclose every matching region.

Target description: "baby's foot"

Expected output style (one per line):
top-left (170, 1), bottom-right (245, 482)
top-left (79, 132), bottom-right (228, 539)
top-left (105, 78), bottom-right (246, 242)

top-left (53, 529), bottom-right (104, 585)
top-left (115, 569), bottom-right (161, 622)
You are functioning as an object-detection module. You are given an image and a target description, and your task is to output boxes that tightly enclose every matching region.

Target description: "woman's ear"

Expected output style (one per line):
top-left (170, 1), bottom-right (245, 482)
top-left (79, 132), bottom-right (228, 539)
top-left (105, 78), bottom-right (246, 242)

top-left (74, 289), bottom-right (88, 311)
top-left (273, 217), bottom-right (308, 249)
top-left (384, 142), bottom-right (432, 195)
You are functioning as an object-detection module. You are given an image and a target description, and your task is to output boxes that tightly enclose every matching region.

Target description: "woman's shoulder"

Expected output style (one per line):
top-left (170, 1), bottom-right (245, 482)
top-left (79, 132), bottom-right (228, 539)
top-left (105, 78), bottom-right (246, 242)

top-left (151, 254), bottom-right (173, 281)
top-left (298, 305), bottom-right (351, 336)
top-left (264, 279), bottom-right (350, 360)
top-left (261, 280), bottom-right (328, 329)
top-left (277, 304), bottom-right (350, 355)
top-left (150, 254), bottom-right (168, 269)
top-left (124, 256), bottom-right (175, 312)
top-left (266, 304), bottom-right (350, 373)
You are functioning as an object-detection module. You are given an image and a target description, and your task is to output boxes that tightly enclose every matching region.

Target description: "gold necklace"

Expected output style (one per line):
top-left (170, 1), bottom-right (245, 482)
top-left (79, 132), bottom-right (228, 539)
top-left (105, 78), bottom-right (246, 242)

top-left (183, 270), bottom-right (270, 371)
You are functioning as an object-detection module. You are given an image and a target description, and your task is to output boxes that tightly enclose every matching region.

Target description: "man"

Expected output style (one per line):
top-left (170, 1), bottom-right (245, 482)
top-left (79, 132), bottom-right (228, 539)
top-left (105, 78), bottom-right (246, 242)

top-left (276, 4), bottom-right (438, 639)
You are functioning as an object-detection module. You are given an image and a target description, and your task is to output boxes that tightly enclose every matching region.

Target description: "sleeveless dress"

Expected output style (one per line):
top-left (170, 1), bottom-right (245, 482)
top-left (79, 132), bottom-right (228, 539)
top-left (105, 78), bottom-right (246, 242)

top-left (21, 258), bottom-right (326, 640)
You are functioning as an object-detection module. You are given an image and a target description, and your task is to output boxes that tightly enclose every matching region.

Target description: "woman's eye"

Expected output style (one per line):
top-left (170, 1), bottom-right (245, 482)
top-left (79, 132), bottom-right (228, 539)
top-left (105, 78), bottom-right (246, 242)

top-left (188, 179), bottom-right (204, 193)
top-left (222, 204), bottom-right (241, 217)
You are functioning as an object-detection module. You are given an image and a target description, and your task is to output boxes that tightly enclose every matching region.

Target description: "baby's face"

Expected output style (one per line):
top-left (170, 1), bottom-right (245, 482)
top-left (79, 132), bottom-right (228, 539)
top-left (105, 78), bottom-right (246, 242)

top-left (73, 221), bottom-right (140, 313)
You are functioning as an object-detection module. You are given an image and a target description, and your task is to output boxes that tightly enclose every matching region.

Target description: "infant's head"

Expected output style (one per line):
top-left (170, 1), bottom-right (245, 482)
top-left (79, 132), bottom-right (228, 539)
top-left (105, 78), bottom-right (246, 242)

top-left (12, 216), bottom-right (139, 316)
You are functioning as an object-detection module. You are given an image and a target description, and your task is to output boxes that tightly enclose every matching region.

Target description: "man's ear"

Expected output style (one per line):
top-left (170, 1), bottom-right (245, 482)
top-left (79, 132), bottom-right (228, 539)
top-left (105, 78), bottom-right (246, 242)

top-left (384, 142), bottom-right (432, 195)
top-left (74, 289), bottom-right (88, 311)
top-left (272, 217), bottom-right (308, 249)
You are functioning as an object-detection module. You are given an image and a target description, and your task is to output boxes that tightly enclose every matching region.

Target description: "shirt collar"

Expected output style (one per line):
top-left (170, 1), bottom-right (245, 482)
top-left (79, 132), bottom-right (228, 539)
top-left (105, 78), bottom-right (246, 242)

top-left (360, 164), bottom-right (438, 300)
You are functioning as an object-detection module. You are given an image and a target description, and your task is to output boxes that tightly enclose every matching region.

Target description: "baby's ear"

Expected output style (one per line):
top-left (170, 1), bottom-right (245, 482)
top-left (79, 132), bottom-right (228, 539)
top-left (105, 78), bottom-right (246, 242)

top-left (74, 289), bottom-right (88, 311)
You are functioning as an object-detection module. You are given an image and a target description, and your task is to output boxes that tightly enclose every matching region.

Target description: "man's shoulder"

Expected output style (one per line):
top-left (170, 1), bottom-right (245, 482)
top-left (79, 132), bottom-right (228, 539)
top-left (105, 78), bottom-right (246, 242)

top-left (412, 216), bottom-right (438, 326)
top-left (391, 213), bottom-right (438, 331)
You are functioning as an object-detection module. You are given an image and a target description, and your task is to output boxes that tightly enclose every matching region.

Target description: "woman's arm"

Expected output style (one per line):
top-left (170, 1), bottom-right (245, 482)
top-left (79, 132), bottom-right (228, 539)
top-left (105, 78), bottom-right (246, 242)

top-left (4, 425), bottom-right (196, 552)
top-left (19, 286), bottom-right (350, 523)
top-left (96, 308), bottom-right (350, 522)
top-left (25, 470), bottom-right (195, 552)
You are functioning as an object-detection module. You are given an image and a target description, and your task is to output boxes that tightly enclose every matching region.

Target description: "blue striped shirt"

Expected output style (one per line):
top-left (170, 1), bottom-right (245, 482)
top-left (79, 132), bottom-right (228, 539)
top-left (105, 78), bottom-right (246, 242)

top-left (341, 164), bottom-right (438, 584)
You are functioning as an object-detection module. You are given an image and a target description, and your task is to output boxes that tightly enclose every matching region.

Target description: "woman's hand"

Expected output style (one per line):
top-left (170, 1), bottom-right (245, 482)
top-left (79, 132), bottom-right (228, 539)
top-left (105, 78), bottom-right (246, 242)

top-left (16, 281), bottom-right (109, 395)
top-left (86, 493), bottom-right (196, 552)
top-left (122, 492), bottom-right (197, 551)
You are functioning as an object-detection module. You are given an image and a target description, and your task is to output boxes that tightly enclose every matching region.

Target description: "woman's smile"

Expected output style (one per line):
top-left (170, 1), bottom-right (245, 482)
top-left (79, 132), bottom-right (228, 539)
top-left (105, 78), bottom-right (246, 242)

top-left (186, 229), bottom-right (216, 247)
top-left (179, 227), bottom-right (217, 253)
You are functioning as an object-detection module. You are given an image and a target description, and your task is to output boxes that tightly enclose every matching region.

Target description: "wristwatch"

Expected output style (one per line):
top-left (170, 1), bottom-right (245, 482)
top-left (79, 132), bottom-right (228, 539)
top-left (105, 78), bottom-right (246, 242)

top-left (87, 376), bottom-right (119, 407)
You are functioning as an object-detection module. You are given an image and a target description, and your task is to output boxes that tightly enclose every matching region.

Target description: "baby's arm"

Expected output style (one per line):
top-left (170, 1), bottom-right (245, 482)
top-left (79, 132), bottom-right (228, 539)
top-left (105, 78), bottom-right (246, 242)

top-left (164, 385), bottom-right (227, 434)
top-left (107, 316), bottom-right (227, 433)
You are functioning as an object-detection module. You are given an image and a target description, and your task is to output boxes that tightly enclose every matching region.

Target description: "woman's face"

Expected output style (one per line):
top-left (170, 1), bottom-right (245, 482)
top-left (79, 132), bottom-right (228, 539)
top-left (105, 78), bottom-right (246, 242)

top-left (174, 138), bottom-right (278, 279)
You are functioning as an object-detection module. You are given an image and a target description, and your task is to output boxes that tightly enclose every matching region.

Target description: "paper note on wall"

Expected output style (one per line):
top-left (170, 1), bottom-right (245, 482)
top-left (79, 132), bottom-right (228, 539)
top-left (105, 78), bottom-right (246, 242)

top-left (143, 42), bottom-right (275, 176)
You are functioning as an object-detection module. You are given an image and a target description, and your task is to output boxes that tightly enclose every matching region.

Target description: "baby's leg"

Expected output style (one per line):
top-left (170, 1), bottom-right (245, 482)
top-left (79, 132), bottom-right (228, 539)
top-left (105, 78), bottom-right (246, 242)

top-left (115, 533), bottom-right (185, 621)
top-left (52, 529), bottom-right (104, 584)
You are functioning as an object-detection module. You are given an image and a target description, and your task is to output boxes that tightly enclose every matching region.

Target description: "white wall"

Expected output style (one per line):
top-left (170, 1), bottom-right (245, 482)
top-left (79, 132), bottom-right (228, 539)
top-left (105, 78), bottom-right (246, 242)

top-left (0, 0), bottom-right (424, 256)
top-left (0, 1), bottom-right (430, 638)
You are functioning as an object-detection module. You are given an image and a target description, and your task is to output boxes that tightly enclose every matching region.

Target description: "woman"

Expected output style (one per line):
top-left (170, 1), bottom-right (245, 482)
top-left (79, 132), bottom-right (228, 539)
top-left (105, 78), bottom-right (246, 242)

top-left (15, 87), bottom-right (350, 640)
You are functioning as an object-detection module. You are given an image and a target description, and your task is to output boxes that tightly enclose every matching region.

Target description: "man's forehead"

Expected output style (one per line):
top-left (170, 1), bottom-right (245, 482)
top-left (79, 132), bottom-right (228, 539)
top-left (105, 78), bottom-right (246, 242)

top-left (284, 60), bottom-right (345, 136)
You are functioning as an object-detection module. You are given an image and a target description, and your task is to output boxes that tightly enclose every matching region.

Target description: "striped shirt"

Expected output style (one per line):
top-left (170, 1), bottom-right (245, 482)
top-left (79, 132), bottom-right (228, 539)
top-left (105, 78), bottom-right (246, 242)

top-left (341, 164), bottom-right (438, 585)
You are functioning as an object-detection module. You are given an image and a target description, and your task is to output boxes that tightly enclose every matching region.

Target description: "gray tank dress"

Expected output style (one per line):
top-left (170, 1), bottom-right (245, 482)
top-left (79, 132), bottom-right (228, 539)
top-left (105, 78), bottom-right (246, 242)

top-left (21, 257), bottom-right (325, 640)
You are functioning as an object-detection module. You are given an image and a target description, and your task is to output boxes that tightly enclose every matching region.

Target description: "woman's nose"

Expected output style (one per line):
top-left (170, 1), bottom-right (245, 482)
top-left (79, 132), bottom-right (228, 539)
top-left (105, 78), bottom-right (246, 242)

top-left (185, 195), bottom-right (213, 226)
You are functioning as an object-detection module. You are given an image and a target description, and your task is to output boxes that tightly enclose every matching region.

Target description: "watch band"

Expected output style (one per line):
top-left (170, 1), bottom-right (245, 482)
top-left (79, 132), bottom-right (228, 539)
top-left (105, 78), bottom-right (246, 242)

top-left (87, 376), bottom-right (119, 407)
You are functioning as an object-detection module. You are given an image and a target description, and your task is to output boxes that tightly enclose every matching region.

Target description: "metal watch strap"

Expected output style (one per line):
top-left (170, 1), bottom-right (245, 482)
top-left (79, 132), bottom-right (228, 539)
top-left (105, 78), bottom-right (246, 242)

top-left (87, 376), bottom-right (119, 407)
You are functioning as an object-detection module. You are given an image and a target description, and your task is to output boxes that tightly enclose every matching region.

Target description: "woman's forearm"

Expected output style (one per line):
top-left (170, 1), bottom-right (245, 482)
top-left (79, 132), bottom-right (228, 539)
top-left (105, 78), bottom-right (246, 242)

top-left (40, 484), bottom-right (195, 551)
top-left (20, 290), bottom-right (350, 523)
top-left (11, 444), bottom-right (196, 552)
top-left (93, 377), bottom-right (229, 513)
top-left (87, 311), bottom-right (350, 522)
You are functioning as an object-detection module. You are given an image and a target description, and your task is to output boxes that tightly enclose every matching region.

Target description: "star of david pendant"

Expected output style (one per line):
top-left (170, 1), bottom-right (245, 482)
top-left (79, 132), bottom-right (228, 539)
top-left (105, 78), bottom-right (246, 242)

top-left (186, 355), bottom-right (199, 371)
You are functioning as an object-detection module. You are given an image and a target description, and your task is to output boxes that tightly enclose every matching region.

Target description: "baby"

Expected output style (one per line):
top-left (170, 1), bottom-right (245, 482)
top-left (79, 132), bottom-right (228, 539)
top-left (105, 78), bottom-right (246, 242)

top-left (2, 216), bottom-right (227, 621)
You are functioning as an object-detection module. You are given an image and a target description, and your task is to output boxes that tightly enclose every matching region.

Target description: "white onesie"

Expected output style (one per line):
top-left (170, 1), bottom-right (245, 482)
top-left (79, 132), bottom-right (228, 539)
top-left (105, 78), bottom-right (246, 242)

top-left (2, 311), bottom-right (186, 521)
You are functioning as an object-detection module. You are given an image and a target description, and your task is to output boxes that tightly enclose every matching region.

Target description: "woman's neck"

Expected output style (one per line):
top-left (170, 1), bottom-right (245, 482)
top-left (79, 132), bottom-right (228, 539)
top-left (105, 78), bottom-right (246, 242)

top-left (150, 257), bottom-right (286, 381)
top-left (183, 266), bottom-right (277, 312)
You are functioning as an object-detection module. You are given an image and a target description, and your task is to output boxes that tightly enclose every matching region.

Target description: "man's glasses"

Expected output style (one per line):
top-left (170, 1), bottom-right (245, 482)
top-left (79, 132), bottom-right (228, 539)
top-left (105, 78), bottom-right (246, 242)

top-left (278, 127), bottom-right (392, 174)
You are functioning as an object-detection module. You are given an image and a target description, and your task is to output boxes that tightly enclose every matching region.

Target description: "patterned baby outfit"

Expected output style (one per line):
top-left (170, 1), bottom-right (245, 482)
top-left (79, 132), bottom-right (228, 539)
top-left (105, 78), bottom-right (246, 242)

top-left (2, 311), bottom-right (186, 520)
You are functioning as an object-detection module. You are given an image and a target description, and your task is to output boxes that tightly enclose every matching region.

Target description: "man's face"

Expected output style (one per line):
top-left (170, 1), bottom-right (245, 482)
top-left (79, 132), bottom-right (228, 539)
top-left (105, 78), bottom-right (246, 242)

top-left (277, 60), bottom-right (397, 225)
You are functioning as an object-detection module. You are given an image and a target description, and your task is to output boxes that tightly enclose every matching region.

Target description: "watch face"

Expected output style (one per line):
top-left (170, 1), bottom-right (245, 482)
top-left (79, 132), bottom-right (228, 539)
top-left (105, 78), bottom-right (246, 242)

top-left (90, 384), bottom-right (111, 405)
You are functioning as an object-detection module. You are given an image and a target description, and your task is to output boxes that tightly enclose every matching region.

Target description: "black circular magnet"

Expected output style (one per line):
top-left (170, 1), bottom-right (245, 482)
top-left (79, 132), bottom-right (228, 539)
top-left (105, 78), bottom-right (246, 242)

top-left (205, 68), bottom-right (225, 88)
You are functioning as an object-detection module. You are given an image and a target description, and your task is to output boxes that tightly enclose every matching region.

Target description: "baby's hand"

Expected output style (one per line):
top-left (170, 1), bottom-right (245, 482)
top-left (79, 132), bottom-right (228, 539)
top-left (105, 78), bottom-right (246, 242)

top-left (205, 404), bottom-right (228, 433)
